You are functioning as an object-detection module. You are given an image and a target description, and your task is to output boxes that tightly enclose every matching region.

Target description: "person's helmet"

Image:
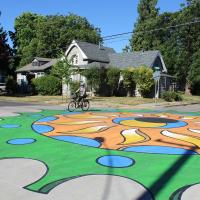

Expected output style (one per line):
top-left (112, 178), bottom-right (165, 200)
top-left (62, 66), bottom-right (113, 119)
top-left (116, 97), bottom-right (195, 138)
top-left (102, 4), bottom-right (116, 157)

top-left (80, 82), bottom-right (85, 86)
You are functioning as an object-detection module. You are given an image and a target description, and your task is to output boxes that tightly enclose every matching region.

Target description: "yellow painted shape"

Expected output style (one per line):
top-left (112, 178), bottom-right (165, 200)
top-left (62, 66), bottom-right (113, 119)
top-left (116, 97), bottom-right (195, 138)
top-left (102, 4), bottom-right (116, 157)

top-left (182, 116), bottom-right (196, 119)
top-left (120, 120), bottom-right (165, 128)
top-left (64, 126), bottom-right (110, 134)
top-left (162, 130), bottom-right (200, 147)
top-left (120, 129), bottom-right (147, 145)
top-left (155, 113), bottom-right (168, 118)
top-left (52, 121), bottom-right (102, 125)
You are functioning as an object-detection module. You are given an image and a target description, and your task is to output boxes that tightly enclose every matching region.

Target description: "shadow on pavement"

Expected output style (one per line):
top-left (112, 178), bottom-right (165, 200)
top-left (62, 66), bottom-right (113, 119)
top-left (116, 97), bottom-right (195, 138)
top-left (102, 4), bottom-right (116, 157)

top-left (136, 140), bottom-right (197, 200)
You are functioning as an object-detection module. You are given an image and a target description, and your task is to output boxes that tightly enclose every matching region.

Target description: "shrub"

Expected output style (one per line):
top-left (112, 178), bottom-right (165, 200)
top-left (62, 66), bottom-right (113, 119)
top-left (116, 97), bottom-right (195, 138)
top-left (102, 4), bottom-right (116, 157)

top-left (122, 67), bottom-right (136, 97)
top-left (32, 75), bottom-right (61, 95)
top-left (83, 66), bottom-right (108, 96)
top-left (162, 91), bottom-right (183, 102)
top-left (107, 67), bottom-right (120, 96)
top-left (82, 66), bottom-right (100, 92)
top-left (6, 76), bottom-right (18, 94)
top-left (133, 66), bottom-right (154, 97)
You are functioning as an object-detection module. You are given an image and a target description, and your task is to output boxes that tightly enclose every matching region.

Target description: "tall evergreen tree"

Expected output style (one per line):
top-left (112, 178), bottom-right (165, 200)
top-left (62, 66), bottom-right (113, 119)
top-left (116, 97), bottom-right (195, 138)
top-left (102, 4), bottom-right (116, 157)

top-left (130, 0), bottom-right (200, 94)
top-left (0, 13), bottom-right (11, 79)
top-left (188, 50), bottom-right (200, 95)
top-left (171, 0), bottom-right (200, 93)
top-left (137, 0), bottom-right (159, 22)
top-left (130, 0), bottom-right (159, 51)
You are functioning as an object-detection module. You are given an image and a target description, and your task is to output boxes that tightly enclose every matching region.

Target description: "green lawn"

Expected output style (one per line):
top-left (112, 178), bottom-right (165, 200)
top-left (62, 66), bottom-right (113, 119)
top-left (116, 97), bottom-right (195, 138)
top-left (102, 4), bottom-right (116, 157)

top-left (0, 94), bottom-right (199, 106)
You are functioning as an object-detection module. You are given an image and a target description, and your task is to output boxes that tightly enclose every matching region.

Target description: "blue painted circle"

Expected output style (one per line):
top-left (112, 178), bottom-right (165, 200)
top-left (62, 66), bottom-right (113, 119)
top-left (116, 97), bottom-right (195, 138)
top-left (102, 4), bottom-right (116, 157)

top-left (52, 136), bottom-right (101, 147)
top-left (36, 116), bottom-right (58, 122)
top-left (32, 124), bottom-right (53, 134)
top-left (123, 146), bottom-right (197, 155)
top-left (0, 124), bottom-right (20, 128)
top-left (97, 155), bottom-right (134, 168)
top-left (7, 138), bottom-right (36, 145)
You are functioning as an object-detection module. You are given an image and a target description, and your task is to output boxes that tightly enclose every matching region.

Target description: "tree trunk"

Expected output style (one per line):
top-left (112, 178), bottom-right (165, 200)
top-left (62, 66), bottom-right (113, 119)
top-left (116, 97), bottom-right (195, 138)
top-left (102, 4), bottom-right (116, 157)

top-left (185, 81), bottom-right (192, 95)
top-left (127, 89), bottom-right (132, 97)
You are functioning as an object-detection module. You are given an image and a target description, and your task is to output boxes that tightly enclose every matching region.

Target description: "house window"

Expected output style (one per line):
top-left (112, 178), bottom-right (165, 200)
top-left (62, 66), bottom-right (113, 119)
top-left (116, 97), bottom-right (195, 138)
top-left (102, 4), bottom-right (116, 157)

top-left (36, 72), bottom-right (45, 78)
top-left (71, 54), bottom-right (78, 65)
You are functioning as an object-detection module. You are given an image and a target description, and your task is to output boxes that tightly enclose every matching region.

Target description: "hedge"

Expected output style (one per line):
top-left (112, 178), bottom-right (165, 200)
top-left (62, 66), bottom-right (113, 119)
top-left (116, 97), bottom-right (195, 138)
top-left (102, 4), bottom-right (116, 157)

top-left (32, 75), bottom-right (61, 95)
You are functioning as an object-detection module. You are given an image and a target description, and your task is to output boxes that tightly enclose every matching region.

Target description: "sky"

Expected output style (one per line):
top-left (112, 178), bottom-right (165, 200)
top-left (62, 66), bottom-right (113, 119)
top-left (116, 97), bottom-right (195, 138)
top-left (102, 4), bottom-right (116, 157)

top-left (0, 0), bottom-right (186, 52)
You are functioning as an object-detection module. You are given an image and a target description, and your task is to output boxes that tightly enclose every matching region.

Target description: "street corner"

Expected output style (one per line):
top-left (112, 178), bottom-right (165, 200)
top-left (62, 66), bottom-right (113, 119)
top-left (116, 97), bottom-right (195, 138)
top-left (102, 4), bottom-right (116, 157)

top-left (0, 109), bottom-right (200, 200)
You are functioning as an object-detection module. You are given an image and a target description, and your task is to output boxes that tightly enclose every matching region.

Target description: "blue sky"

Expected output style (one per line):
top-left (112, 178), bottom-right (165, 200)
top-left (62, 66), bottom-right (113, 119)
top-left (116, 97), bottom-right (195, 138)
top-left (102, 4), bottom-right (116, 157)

top-left (0, 0), bottom-right (186, 52)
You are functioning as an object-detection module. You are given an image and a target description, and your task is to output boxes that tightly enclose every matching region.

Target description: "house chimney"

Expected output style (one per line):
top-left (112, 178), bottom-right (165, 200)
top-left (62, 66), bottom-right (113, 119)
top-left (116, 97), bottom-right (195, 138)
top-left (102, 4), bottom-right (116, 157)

top-left (99, 42), bottom-right (104, 50)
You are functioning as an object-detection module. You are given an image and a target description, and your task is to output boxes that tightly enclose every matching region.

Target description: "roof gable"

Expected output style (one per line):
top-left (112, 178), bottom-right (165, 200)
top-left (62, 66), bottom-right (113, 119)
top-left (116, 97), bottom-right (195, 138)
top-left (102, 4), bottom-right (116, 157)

top-left (66, 40), bottom-right (116, 63)
top-left (16, 58), bottom-right (57, 73)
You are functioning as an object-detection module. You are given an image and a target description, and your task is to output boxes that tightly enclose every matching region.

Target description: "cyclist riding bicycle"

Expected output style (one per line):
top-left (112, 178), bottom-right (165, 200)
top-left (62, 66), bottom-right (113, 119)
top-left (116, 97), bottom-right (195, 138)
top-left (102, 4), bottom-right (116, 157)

top-left (75, 82), bottom-right (87, 104)
top-left (68, 82), bottom-right (89, 112)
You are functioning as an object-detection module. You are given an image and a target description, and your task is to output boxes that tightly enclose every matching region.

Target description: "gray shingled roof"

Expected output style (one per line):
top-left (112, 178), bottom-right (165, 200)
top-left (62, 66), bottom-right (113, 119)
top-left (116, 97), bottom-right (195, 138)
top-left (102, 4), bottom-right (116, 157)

top-left (108, 51), bottom-right (160, 68)
top-left (79, 62), bottom-right (108, 69)
top-left (76, 41), bottom-right (115, 63)
top-left (16, 59), bottom-right (57, 72)
top-left (34, 57), bottom-right (53, 62)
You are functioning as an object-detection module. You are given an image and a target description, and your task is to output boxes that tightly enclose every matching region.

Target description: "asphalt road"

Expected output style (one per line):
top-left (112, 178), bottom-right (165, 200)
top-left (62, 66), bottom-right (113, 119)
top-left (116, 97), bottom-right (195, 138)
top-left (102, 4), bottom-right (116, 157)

top-left (162, 103), bottom-right (200, 112)
top-left (0, 100), bottom-right (199, 117)
top-left (0, 101), bottom-right (66, 116)
top-left (0, 101), bottom-right (40, 107)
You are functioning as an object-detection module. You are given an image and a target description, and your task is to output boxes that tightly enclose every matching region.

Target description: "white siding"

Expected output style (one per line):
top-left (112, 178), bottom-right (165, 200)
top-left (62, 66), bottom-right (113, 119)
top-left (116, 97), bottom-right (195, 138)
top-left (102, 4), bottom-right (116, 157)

top-left (35, 72), bottom-right (45, 78)
top-left (17, 73), bottom-right (28, 85)
top-left (66, 46), bottom-right (88, 66)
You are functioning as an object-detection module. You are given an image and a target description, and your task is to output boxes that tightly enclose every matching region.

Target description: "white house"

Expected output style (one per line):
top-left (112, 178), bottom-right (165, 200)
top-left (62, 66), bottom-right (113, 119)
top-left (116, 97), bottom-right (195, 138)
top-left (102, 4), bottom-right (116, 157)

top-left (64, 40), bottom-right (168, 96)
top-left (16, 40), bottom-right (170, 96)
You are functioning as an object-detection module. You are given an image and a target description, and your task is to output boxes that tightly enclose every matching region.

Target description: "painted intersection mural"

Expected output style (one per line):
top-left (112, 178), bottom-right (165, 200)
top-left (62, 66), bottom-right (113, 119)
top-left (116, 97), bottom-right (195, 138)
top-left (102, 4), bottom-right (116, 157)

top-left (0, 109), bottom-right (200, 200)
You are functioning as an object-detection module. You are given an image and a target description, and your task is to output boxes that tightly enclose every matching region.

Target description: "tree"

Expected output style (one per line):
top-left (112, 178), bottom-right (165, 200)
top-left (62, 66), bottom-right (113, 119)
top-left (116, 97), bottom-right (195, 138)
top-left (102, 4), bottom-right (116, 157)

top-left (0, 13), bottom-right (11, 78)
top-left (51, 56), bottom-right (72, 84)
top-left (137, 0), bottom-right (159, 22)
top-left (172, 1), bottom-right (200, 94)
top-left (130, 0), bottom-right (200, 94)
top-left (121, 66), bottom-right (153, 97)
top-left (107, 67), bottom-right (120, 96)
top-left (188, 50), bottom-right (200, 95)
top-left (12, 13), bottom-right (102, 67)
top-left (82, 66), bottom-right (101, 93)
top-left (12, 13), bottom-right (43, 66)
top-left (130, 0), bottom-right (159, 51)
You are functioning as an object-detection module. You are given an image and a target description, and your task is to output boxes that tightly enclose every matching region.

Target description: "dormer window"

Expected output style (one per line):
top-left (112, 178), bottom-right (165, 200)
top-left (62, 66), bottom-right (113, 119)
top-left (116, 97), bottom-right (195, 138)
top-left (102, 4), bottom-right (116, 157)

top-left (32, 60), bottom-right (39, 66)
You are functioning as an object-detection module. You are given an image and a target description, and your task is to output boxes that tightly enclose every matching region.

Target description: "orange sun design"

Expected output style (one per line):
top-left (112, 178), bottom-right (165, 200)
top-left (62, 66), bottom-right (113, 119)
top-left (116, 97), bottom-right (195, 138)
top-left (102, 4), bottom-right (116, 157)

top-left (33, 112), bottom-right (200, 154)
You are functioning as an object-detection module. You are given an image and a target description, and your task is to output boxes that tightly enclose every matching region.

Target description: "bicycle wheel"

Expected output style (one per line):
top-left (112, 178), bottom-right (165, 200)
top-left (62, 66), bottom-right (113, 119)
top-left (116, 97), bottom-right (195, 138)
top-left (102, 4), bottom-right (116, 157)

top-left (81, 99), bottom-right (90, 111)
top-left (68, 101), bottom-right (76, 112)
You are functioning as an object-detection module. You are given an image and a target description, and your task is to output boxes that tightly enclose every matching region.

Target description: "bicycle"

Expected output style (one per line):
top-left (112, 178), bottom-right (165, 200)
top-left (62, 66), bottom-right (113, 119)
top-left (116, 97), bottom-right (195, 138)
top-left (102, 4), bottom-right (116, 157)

top-left (67, 93), bottom-right (90, 112)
